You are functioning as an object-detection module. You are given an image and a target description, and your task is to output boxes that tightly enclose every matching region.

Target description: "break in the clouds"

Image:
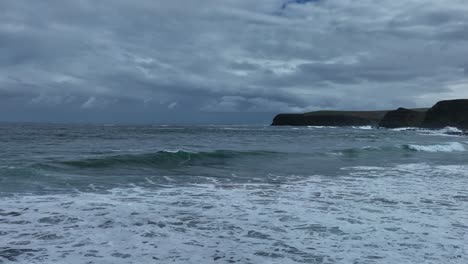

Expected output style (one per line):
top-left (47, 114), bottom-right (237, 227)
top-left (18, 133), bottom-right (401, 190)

top-left (1, 0), bottom-right (467, 123)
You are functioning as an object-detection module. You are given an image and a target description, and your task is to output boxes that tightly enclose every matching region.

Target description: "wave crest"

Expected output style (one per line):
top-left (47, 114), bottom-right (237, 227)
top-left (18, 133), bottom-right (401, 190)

top-left (403, 142), bottom-right (466, 153)
top-left (390, 126), bottom-right (465, 136)
top-left (330, 142), bottom-right (467, 156)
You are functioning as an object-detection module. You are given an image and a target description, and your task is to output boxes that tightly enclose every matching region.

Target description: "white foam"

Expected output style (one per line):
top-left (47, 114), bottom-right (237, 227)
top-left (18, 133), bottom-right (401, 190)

top-left (389, 127), bottom-right (418, 131)
top-left (389, 126), bottom-right (464, 137)
top-left (394, 163), bottom-right (433, 171)
top-left (361, 146), bottom-right (381, 150)
top-left (144, 177), bottom-right (156, 185)
top-left (405, 142), bottom-right (466, 152)
top-left (345, 163), bottom-right (468, 179)
top-left (342, 166), bottom-right (388, 171)
top-left (437, 126), bottom-right (463, 134)
top-left (434, 165), bottom-right (468, 175)
top-left (162, 149), bottom-right (195, 153)
top-left (307, 126), bottom-right (337, 129)
top-left (0, 165), bottom-right (17, 169)
top-left (415, 127), bottom-right (464, 137)
top-left (418, 127), bottom-right (464, 137)
top-left (1, 163), bottom-right (467, 264)
top-left (351, 125), bottom-right (374, 130)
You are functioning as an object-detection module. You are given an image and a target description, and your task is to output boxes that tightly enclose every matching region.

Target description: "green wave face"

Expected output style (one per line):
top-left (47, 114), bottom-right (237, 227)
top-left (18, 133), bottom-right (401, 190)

top-left (48, 150), bottom-right (279, 169)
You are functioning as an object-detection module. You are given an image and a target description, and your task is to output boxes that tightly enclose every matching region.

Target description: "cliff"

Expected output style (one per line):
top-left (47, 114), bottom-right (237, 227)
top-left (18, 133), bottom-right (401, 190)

top-left (379, 108), bottom-right (427, 128)
top-left (422, 99), bottom-right (468, 129)
top-left (272, 110), bottom-right (388, 126)
top-left (272, 99), bottom-right (468, 130)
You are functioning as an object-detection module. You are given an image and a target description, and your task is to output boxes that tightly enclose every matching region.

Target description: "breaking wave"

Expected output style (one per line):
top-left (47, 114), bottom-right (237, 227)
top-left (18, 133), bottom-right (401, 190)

top-left (403, 142), bottom-right (466, 152)
top-left (330, 141), bottom-right (467, 156)
top-left (351, 126), bottom-right (374, 130)
top-left (389, 126), bottom-right (465, 136)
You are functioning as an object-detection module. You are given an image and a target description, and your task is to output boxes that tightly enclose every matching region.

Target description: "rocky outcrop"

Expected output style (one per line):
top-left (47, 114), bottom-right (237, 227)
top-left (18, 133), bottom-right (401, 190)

top-left (272, 99), bottom-right (468, 130)
top-left (422, 99), bottom-right (468, 129)
top-left (379, 108), bottom-right (426, 128)
top-left (272, 111), bottom-right (388, 126)
top-left (272, 114), bottom-right (307, 126)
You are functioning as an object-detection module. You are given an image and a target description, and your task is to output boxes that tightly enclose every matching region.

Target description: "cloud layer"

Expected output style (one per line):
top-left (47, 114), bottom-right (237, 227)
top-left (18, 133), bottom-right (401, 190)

top-left (1, 0), bottom-right (467, 123)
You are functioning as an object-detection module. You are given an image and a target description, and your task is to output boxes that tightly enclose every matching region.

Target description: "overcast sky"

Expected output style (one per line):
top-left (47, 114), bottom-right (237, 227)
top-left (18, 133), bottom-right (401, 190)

top-left (1, 0), bottom-right (467, 124)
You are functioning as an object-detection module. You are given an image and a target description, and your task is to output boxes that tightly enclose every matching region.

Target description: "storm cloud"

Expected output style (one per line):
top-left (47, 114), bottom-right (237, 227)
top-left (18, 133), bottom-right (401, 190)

top-left (1, 0), bottom-right (467, 123)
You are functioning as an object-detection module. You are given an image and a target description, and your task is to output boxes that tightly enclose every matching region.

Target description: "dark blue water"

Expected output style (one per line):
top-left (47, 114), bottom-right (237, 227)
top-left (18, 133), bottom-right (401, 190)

top-left (0, 124), bottom-right (467, 263)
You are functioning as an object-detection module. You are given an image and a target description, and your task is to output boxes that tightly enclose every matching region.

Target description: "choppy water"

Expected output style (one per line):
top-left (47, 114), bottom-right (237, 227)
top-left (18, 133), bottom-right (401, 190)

top-left (0, 124), bottom-right (467, 263)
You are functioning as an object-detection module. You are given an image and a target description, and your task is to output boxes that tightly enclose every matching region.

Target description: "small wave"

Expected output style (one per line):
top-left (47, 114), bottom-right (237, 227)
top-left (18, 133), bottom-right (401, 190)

top-left (46, 150), bottom-right (278, 169)
top-left (403, 142), bottom-right (466, 153)
top-left (419, 127), bottom-right (464, 137)
top-left (435, 127), bottom-right (463, 134)
top-left (389, 126), bottom-right (464, 136)
top-left (361, 146), bottom-right (381, 151)
top-left (329, 146), bottom-right (386, 157)
top-left (390, 127), bottom-right (418, 132)
top-left (341, 166), bottom-right (388, 171)
top-left (307, 126), bottom-right (337, 129)
top-left (330, 142), bottom-right (467, 157)
top-left (351, 126), bottom-right (374, 130)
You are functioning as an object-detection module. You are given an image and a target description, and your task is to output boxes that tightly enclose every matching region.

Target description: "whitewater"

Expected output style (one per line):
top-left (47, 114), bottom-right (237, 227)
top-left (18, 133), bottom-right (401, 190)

top-left (0, 124), bottom-right (467, 263)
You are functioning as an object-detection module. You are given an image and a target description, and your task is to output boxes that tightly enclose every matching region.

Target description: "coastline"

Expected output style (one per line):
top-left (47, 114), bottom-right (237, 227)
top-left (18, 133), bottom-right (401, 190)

top-left (272, 99), bottom-right (468, 131)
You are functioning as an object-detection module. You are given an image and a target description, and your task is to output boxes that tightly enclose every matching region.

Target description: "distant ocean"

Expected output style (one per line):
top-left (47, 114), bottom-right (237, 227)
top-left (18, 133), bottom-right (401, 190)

top-left (0, 124), bottom-right (467, 263)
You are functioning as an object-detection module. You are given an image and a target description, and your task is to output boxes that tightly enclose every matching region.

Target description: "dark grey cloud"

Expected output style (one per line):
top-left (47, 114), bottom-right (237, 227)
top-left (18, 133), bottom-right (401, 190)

top-left (1, 0), bottom-right (467, 124)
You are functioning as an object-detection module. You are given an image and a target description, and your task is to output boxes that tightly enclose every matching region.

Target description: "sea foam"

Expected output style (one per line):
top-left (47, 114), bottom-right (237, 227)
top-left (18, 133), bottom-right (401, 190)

top-left (1, 162), bottom-right (467, 264)
top-left (404, 142), bottom-right (466, 152)
top-left (351, 125), bottom-right (374, 130)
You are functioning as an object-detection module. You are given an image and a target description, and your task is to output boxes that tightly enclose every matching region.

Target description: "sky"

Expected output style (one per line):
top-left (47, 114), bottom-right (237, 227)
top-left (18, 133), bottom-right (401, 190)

top-left (1, 0), bottom-right (467, 124)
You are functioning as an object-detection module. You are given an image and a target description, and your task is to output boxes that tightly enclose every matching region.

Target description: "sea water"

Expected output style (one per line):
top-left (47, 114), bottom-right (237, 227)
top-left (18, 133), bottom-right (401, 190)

top-left (0, 124), bottom-right (466, 263)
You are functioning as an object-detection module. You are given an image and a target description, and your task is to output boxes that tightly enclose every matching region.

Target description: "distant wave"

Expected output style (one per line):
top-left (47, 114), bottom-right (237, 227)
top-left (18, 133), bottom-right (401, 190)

top-left (48, 150), bottom-right (279, 169)
top-left (330, 141), bottom-right (467, 156)
top-left (301, 125), bottom-right (374, 130)
top-left (431, 127), bottom-right (463, 134)
top-left (329, 146), bottom-right (390, 157)
top-left (307, 126), bottom-right (338, 129)
top-left (389, 127), bottom-right (419, 132)
top-left (390, 126), bottom-right (464, 136)
top-left (403, 142), bottom-right (466, 152)
top-left (351, 125), bottom-right (374, 130)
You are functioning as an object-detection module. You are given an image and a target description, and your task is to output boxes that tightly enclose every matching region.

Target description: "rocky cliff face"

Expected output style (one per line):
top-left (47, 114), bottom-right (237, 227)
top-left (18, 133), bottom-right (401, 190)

top-left (422, 99), bottom-right (468, 129)
top-left (272, 99), bottom-right (468, 130)
top-left (272, 113), bottom-right (378, 126)
top-left (272, 111), bottom-right (387, 126)
top-left (379, 108), bottom-right (426, 128)
top-left (272, 114), bottom-right (306, 126)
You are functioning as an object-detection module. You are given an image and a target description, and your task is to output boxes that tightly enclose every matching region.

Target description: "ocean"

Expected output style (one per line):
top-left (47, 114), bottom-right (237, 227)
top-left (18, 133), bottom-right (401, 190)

top-left (0, 124), bottom-right (466, 263)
